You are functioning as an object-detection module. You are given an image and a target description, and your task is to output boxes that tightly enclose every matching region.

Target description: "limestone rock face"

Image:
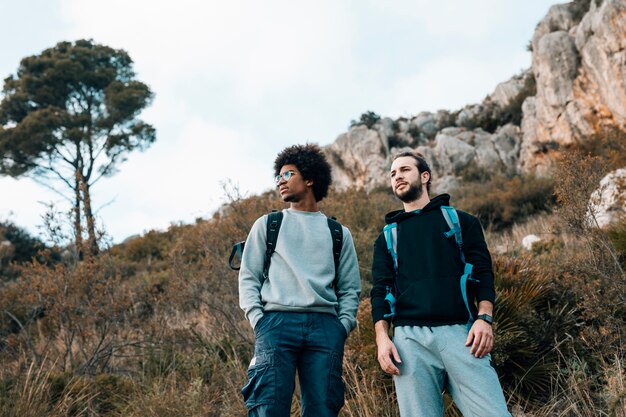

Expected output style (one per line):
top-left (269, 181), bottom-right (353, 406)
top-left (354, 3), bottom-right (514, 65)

top-left (328, 123), bottom-right (522, 191)
top-left (490, 70), bottom-right (533, 107)
top-left (521, 0), bottom-right (626, 173)
top-left (412, 112), bottom-right (438, 138)
top-left (588, 168), bottom-right (626, 227)
top-left (433, 132), bottom-right (476, 175)
top-left (433, 125), bottom-right (522, 177)
top-left (531, 3), bottom-right (577, 48)
top-left (325, 125), bottom-right (389, 191)
top-left (576, 0), bottom-right (626, 124)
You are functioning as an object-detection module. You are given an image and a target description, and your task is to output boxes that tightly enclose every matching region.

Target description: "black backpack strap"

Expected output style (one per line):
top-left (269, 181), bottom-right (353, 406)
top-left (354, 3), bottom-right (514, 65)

top-left (327, 217), bottom-right (343, 289)
top-left (228, 241), bottom-right (245, 271)
top-left (262, 210), bottom-right (283, 280)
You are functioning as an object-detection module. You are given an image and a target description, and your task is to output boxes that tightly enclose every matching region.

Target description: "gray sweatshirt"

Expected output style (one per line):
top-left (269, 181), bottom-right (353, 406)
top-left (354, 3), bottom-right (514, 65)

top-left (238, 209), bottom-right (361, 335)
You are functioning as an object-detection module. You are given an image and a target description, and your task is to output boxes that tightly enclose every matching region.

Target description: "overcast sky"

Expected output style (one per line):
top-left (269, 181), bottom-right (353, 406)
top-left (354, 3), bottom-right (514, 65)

top-left (0, 0), bottom-right (558, 243)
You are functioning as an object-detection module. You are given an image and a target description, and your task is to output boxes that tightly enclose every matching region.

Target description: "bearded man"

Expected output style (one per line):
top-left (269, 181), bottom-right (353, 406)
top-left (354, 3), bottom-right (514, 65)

top-left (370, 152), bottom-right (510, 417)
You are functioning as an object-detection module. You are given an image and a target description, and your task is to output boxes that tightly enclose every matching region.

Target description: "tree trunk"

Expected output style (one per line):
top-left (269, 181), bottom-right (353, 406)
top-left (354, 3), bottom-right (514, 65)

top-left (73, 170), bottom-right (83, 259)
top-left (81, 178), bottom-right (98, 256)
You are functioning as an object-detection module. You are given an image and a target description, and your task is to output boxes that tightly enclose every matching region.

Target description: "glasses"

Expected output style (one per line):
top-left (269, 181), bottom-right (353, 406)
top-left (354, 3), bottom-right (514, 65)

top-left (274, 170), bottom-right (297, 186)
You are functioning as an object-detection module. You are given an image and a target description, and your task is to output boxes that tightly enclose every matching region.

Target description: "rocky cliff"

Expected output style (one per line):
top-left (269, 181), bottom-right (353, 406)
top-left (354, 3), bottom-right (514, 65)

top-left (325, 0), bottom-right (626, 192)
top-left (522, 0), bottom-right (626, 173)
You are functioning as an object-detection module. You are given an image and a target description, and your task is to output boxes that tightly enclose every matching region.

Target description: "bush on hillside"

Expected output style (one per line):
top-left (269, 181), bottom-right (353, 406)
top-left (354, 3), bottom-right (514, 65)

top-left (0, 221), bottom-right (49, 281)
top-left (491, 256), bottom-right (579, 403)
top-left (0, 256), bottom-right (138, 374)
top-left (349, 111), bottom-right (381, 129)
top-left (569, 0), bottom-right (594, 23)
top-left (455, 174), bottom-right (555, 230)
top-left (573, 125), bottom-right (626, 173)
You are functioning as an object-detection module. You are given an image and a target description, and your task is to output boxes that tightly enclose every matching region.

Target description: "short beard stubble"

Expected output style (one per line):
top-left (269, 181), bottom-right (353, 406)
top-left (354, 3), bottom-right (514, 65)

top-left (394, 182), bottom-right (423, 203)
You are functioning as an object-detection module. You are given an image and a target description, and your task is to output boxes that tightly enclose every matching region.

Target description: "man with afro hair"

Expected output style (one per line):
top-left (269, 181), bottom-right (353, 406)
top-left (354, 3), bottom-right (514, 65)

top-left (239, 143), bottom-right (361, 417)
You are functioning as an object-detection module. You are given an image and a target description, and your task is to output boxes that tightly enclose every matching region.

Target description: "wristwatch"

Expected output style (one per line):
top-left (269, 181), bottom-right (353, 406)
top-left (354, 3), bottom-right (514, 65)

top-left (476, 314), bottom-right (493, 325)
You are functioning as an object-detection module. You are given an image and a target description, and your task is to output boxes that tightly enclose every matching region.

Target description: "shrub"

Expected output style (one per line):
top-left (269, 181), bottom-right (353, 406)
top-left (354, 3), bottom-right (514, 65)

top-left (350, 111), bottom-right (381, 129)
top-left (491, 256), bottom-right (579, 403)
top-left (0, 256), bottom-right (137, 374)
top-left (569, 0), bottom-right (593, 23)
top-left (573, 125), bottom-right (626, 173)
top-left (608, 221), bottom-right (626, 269)
top-left (458, 160), bottom-right (497, 182)
top-left (435, 110), bottom-right (458, 130)
top-left (455, 174), bottom-right (555, 230)
top-left (0, 221), bottom-right (49, 281)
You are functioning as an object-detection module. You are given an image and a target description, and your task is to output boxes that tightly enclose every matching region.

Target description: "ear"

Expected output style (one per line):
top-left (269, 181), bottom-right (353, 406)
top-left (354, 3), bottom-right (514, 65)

top-left (305, 179), bottom-right (314, 187)
top-left (421, 171), bottom-right (430, 184)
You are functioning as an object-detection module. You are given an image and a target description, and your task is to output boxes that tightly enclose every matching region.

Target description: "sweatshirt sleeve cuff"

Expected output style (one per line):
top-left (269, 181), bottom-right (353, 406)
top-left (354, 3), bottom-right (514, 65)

top-left (340, 318), bottom-right (352, 336)
top-left (248, 308), bottom-right (264, 330)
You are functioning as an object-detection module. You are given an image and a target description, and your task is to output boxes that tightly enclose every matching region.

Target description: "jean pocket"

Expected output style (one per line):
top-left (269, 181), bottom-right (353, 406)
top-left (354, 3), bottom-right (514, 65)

top-left (254, 312), bottom-right (281, 338)
top-left (241, 349), bottom-right (275, 410)
top-left (325, 351), bottom-right (345, 412)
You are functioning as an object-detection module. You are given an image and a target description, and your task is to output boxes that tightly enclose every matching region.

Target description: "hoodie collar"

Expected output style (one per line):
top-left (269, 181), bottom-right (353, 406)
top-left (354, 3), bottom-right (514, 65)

top-left (384, 194), bottom-right (451, 224)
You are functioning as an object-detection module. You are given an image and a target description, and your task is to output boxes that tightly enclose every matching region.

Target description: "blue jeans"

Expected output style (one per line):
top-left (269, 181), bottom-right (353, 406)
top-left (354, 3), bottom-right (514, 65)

top-left (393, 324), bottom-right (511, 417)
top-left (241, 312), bottom-right (347, 417)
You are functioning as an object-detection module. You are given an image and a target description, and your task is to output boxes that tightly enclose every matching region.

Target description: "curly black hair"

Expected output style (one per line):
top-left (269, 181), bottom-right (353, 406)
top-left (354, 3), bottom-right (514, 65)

top-left (273, 143), bottom-right (332, 202)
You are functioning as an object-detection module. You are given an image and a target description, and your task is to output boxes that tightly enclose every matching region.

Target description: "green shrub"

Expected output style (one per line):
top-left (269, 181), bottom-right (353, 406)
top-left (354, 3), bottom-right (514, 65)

top-left (349, 111), bottom-right (381, 129)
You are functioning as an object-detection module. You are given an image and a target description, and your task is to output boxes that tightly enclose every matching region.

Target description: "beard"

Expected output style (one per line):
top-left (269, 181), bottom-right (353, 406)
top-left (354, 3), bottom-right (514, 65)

top-left (394, 182), bottom-right (422, 203)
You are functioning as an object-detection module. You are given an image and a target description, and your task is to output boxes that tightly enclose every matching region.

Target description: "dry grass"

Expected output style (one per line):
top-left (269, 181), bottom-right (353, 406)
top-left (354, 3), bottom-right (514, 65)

top-left (0, 358), bottom-right (94, 417)
top-left (1, 164), bottom-right (625, 415)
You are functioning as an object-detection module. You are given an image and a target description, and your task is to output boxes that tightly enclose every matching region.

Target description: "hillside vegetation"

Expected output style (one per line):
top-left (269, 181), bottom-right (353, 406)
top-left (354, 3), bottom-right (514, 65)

top-left (0, 146), bottom-right (625, 416)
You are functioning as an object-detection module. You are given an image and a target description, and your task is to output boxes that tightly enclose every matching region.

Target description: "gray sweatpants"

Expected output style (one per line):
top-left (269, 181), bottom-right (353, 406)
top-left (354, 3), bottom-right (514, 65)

top-left (393, 324), bottom-right (511, 417)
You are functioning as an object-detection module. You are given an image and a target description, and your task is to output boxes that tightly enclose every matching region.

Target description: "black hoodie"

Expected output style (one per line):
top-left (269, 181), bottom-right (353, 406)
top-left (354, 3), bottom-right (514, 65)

top-left (370, 194), bottom-right (495, 327)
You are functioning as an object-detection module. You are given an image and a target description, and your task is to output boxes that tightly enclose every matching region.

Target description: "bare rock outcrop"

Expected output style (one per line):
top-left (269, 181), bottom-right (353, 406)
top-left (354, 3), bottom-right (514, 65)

top-left (327, 123), bottom-right (521, 191)
top-left (325, 125), bottom-right (389, 191)
top-left (521, 0), bottom-right (626, 173)
top-left (588, 167), bottom-right (626, 227)
top-left (490, 70), bottom-right (534, 108)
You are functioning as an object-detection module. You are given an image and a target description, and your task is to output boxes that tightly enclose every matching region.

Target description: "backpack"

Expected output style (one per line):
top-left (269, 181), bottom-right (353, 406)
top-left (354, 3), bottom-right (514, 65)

top-left (229, 210), bottom-right (344, 287)
top-left (382, 205), bottom-right (479, 329)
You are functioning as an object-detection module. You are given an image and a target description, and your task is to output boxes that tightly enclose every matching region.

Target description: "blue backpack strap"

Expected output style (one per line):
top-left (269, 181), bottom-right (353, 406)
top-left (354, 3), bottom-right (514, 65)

top-left (441, 206), bottom-right (478, 329)
top-left (441, 206), bottom-right (465, 263)
top-left (382, 223), bottom-right (398, 319)
top-left (459, 263), bottom-right (475, 329)
top-left (383, 289), bottom-right (396, 319)
top-left (383, 223), bottom-right (398, 272)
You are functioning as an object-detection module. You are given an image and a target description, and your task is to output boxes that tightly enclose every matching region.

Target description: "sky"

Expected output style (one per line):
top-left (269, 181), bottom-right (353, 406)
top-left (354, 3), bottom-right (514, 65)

top-left (0, 0), bottom-right (558, 243)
